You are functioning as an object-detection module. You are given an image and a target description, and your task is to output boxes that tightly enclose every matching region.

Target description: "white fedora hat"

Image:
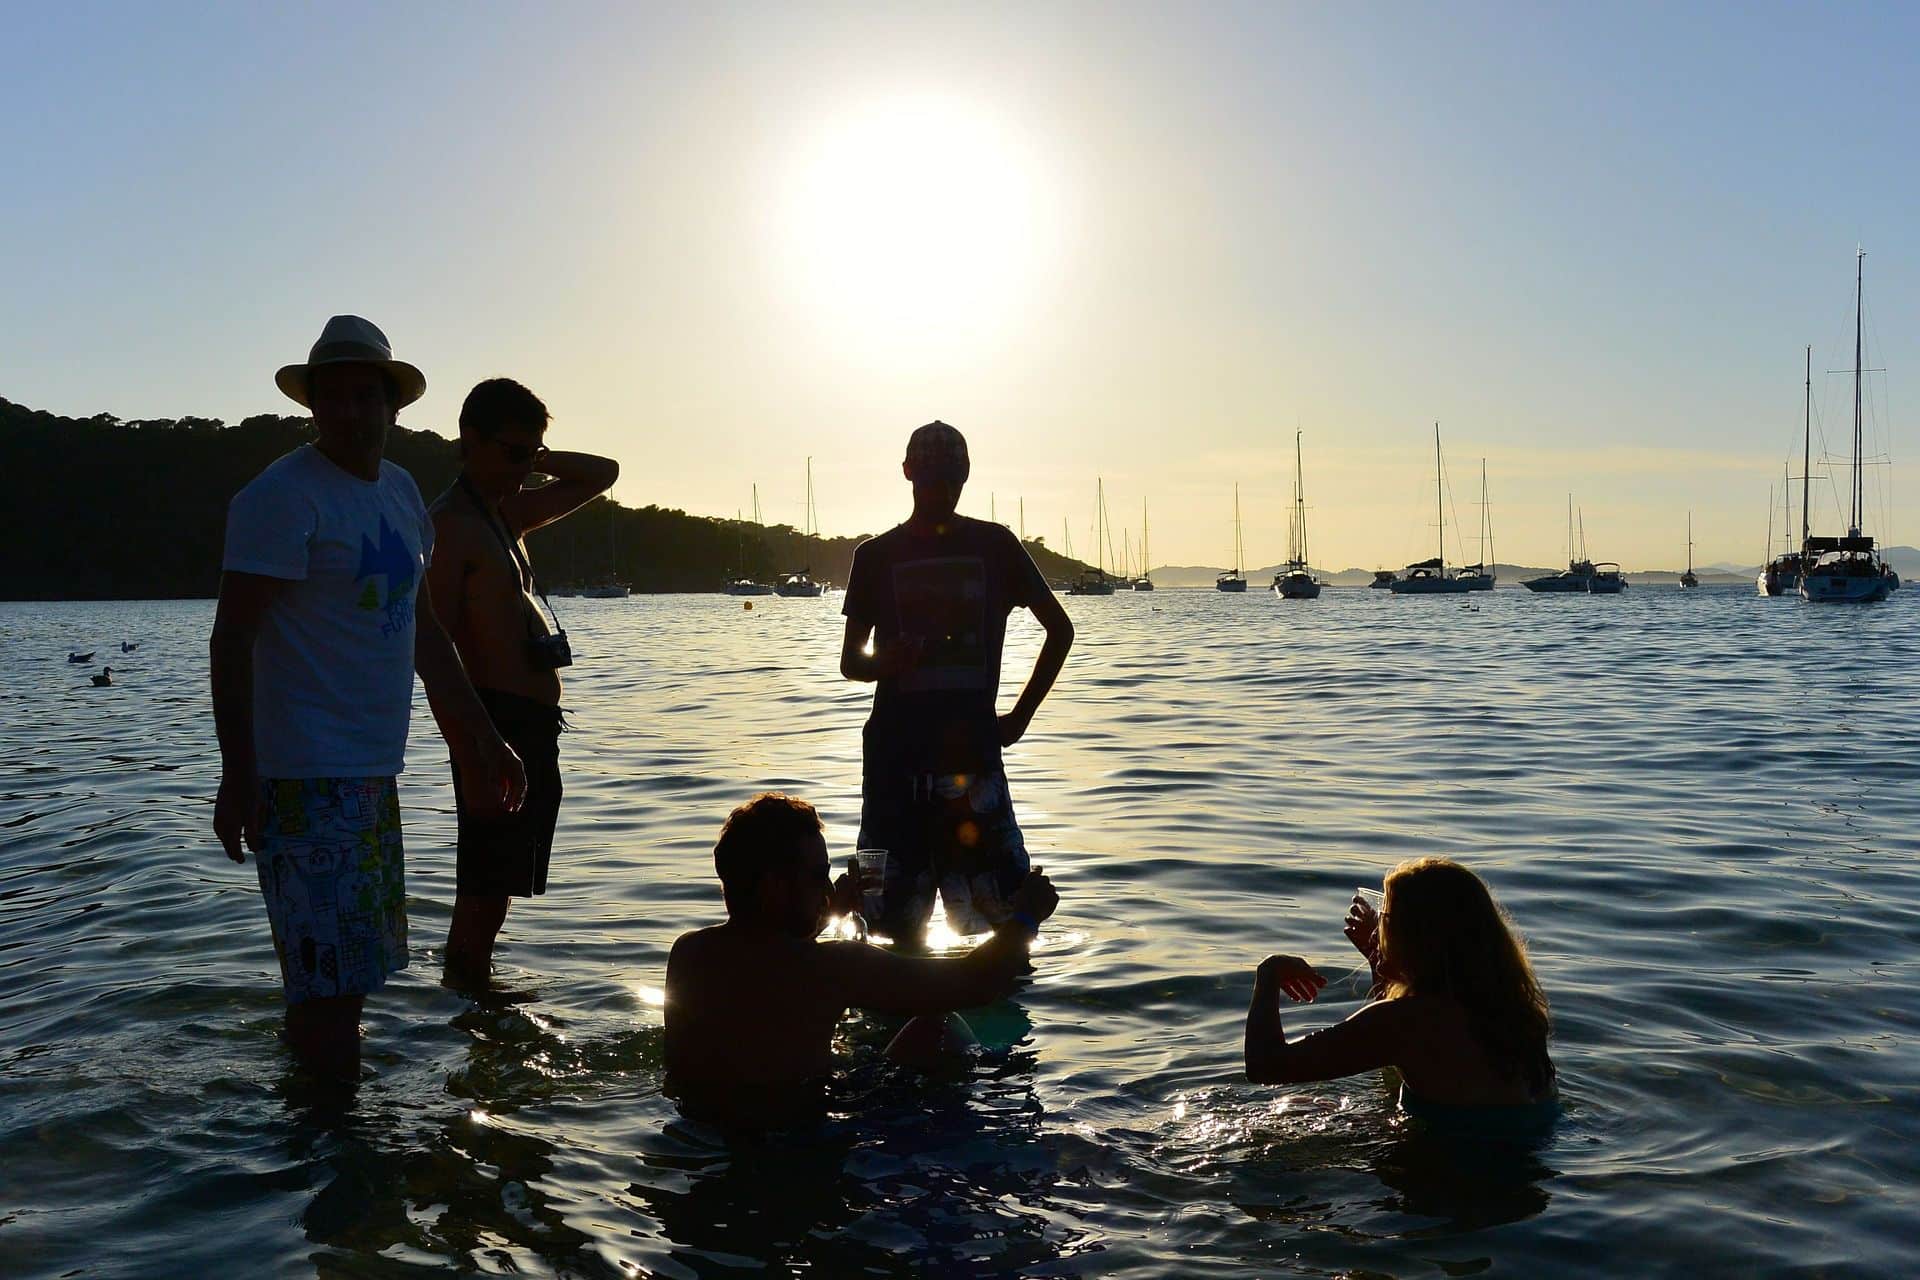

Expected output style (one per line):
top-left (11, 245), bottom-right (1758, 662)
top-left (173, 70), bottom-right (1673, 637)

top-left (275, 315), bottom-right (427, 409)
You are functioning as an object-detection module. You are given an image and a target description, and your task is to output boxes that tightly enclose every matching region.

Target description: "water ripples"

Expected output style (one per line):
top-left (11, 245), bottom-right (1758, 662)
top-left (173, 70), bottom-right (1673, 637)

top-left (3, 588), bottom-right (1919, 1276)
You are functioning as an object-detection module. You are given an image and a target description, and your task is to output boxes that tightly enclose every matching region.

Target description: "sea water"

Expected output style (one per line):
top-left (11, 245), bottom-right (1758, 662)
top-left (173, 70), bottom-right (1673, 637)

top-left (2, 587), bottom-right (1917, 1277)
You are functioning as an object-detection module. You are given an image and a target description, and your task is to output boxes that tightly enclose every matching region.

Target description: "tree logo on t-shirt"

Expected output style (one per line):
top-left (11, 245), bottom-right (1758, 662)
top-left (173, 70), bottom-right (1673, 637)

top-left (355, 516), bottom-right (419, 637)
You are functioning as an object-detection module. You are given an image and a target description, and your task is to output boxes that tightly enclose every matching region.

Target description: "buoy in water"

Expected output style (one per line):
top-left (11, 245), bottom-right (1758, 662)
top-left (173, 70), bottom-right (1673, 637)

top-left (744, 602), bottom-right (752, 611)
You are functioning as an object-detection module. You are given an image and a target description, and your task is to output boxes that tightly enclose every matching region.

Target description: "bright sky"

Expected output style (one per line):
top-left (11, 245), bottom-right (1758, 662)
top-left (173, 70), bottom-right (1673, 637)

top-left (5, 2), bottom-right (1916, 571)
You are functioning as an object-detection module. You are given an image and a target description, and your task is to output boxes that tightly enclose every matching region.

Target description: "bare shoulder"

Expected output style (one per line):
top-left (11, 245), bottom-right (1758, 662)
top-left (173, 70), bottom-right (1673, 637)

top-left (427, 501), bottom-right (485, 553)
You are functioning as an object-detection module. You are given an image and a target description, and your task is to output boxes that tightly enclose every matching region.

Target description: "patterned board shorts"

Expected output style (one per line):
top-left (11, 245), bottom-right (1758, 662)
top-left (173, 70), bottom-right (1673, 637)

top-left (856, 770), bottom-right (1030, 941)
top-left (255, 777), bottom-right (408, 1005)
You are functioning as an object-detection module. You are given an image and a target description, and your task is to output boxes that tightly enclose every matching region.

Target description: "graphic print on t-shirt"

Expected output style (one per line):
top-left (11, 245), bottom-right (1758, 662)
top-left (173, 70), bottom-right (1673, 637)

top-left (893, 555), bottom-right (990, 693)
top-left (356, 515), bottom-right (419, 636)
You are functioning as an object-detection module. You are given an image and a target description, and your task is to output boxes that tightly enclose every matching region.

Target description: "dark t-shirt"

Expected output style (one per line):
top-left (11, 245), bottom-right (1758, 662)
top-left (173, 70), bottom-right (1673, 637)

top-left (842, 516), bottom-right (1052, 773)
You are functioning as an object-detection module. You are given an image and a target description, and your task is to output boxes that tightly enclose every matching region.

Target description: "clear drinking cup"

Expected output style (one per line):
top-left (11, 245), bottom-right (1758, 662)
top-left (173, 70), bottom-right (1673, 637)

top-left (1355, 886), bottom-right (1384, 914)
top-left (854, 848), bottom-right (889, 922)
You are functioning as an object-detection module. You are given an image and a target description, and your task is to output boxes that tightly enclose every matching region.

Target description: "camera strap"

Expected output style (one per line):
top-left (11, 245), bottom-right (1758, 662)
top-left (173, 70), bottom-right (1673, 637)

top-left (457, 475), bottom-right (565, 636)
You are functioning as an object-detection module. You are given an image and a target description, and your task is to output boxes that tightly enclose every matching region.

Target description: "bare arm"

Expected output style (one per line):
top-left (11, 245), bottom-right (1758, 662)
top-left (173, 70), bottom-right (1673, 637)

top-left (825, 927), bottom-right (1031, 1015)
top-left (1244, 956), bottom-right (1402, 1085)
top-left (423, 509), bottom-right (472, 643)
top-left (999, 588), bottom-right (1074, 748)
top-left (825, 871), bottom-right (1059, 1015)
top-left (840, 616), bottom-right (923, 683)
top-left (209, 571), bottom-right (286, 862)
top-left (414, 584), bottom-right (527, 814)
top-left (500, 451), bottom-right (620, 536)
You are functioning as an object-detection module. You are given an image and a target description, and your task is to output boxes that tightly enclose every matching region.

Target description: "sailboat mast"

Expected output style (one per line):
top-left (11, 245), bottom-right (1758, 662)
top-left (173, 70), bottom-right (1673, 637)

top-left (1434, 424), bottom-right (1444, 569)
top-left (805, 456), bottom-right (817, 538)
top-left (1687, 511), bottom-right (1693, 575)
top-left (1852, 248), bottom-right (1865, 535)
top-left (1142, 499), bottom-right (1149, 576)
top-left (1485, 460), bottom-right (1495, 580)
top-left (1802, 345), bottom-right (1812, 551)
top-left (1294, 431), bottom-right (1308, 569)
top-left (1233, 483), bottom-right (1244, 574)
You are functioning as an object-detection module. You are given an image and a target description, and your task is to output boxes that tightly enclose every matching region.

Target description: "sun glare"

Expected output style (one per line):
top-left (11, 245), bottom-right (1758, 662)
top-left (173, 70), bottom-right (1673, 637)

top-left (774, 94), bottom-right (1056, 349)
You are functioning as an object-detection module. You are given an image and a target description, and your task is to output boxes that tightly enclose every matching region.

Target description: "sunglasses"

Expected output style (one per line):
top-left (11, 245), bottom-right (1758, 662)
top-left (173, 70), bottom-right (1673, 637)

top-left (494, 440), bottom-right (548, 464)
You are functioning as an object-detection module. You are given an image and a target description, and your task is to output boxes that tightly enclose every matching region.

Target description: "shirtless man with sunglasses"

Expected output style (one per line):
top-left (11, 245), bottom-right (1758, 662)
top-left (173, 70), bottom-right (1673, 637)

top-left (426, 378), bottom-right (620, 986)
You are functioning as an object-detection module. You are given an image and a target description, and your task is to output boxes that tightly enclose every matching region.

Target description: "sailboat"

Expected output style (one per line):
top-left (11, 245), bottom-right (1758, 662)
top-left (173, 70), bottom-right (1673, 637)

top-left (1272, 432), bottom-right (1322, 599)
top-left (1067, 481), bottom-right (1118, 595)
top-left (724, 487), bottom-right (774, 595)
top-left (1523, 499), bottom-right (1599, 593)
top-left (1390, 425), bottom-right (1472, 594)
top-left (1133, 499), bottom-right (1155, 590)
top-left (580, 497), bottom-right (630, 597)
top-left (1680, 513), bottom-right (1699, 588)
top-left (1758, 457), bottom-right (1805, 594)
top-left (1802, 250), bottom-right (1900, 603)
top-left (1455, 460), bottom-right (1496, 590)
top-left (1216, 484), bottom-right (1248, 591)
top-left (775, 457), bottom-right (826, 597)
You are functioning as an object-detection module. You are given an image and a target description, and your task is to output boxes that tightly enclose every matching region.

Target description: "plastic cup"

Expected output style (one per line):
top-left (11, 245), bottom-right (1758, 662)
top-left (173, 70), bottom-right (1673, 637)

top-left (1355, 886), bottom-right (1384, 912)
top-left (854, 848), bottom-right (889, 919)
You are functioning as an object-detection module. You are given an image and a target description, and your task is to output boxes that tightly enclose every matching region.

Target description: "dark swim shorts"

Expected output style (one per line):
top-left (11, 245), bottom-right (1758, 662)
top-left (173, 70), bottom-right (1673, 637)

top-left (856, 769), bottom-right (1030, 943)
top-left (453, 688), bottom-right (564, 897)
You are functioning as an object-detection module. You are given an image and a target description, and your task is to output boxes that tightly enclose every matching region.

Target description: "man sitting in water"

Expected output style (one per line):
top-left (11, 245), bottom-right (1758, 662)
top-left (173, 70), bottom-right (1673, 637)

top-left (664, 792), bottom-right (1058, 1125)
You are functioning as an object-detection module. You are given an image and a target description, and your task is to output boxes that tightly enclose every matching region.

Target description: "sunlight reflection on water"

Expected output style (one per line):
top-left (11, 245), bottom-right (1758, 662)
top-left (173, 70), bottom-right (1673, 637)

top-left (3, 588), bottom-right (1920, 1277)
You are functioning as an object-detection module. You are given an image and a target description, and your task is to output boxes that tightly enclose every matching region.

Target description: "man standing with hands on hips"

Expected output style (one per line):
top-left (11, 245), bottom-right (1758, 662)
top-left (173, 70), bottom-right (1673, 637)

top-left (211, 315), bottom-right (526, 1077)
top-left (425, 377), bottom-right (619, 987)
top-left (839, 421), bottom-right (1074, 950)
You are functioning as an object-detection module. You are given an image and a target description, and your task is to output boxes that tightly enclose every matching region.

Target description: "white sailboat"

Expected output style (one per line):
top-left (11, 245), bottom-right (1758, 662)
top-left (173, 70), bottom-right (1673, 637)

top-left (1272, 432), bottom-right (1322, 599)
top-left (1216, 484), bottom-right (1248, 591)
top-left (580, 497), bottom-right (630, 597)
top-left (1133, 499), bottom-right (1155, 590)
top-left (1802, 250), bottom-right (1900, 603)
top-left (1456, 459), bottom-right (1496, 590)
top-left (1390, 424), bottom-right (1472, 594)
top-left (724, 486), bottom-right (774, 595)
top-left (1068, 480), bottom-right (1118, 595)
top-left (775, 457), bottom-right (826, 597)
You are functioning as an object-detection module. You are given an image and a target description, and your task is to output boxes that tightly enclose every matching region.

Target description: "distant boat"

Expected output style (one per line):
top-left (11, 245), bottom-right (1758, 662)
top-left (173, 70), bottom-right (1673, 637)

top-left (1390, 425), bottom-right (1473, 594)
top-left (724, 577), bottom-right (773, 597)
top-left (580, 497), bottom-right (628, 597)
top-left (1368, 569), bottom-right (1396, 589)
top-left (776, 456), bottom-right (829, 596)
top-left (1454, 459), bottom-right (1496, 590)
top-left (1272, 432), bottom-right (1322, 599)
top-left (1216, 484), bottom-right (1248, 591)
top-left (1070, 479), bottom-right (1122, 595)
top-left (1587, 562), bottom-right (1629, 594)
top-left (1681, 512), bottom-right (1699, 588)
top-left (1802, 250), bottom-right (1899, 603)
top-left (1133, 500), bottom-right (1155, 590)
top-left (1523, 499), bottom-right (1612, 593)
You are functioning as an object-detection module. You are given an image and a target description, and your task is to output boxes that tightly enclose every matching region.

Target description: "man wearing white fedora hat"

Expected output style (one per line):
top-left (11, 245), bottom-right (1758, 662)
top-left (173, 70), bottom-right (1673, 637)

top-left (210, 314), bottom-right (527, 1076)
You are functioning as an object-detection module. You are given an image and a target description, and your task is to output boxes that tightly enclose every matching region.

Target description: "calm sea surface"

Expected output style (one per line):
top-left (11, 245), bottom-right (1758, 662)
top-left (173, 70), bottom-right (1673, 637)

top-left (3, 587), bottom-right (1918, 1278)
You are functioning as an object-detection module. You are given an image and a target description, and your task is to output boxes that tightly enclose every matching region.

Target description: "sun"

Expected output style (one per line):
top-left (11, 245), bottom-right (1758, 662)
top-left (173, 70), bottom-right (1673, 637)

top-left (773, 93), bottom-right (1057, 350)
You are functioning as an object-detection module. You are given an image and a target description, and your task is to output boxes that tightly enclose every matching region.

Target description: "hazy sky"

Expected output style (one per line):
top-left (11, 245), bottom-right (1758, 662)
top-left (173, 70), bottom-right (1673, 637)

top-left (5, 2), bottom-right (1916, 570)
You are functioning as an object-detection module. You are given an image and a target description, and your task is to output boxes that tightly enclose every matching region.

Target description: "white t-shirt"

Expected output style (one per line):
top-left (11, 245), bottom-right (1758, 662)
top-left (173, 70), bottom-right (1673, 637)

top-left (222, 444), bottom-right (434, 778)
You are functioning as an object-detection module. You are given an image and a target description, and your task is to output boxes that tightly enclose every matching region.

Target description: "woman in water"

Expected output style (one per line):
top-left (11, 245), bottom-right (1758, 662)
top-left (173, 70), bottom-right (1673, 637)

top-left (1245, 857), bottom-right (1556, 1119)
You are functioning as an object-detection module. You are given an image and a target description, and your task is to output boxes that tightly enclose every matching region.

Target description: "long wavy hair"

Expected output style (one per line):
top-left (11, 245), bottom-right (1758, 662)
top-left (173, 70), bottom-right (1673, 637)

top-left (1377, 857), bottom-right (1554, 1094)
